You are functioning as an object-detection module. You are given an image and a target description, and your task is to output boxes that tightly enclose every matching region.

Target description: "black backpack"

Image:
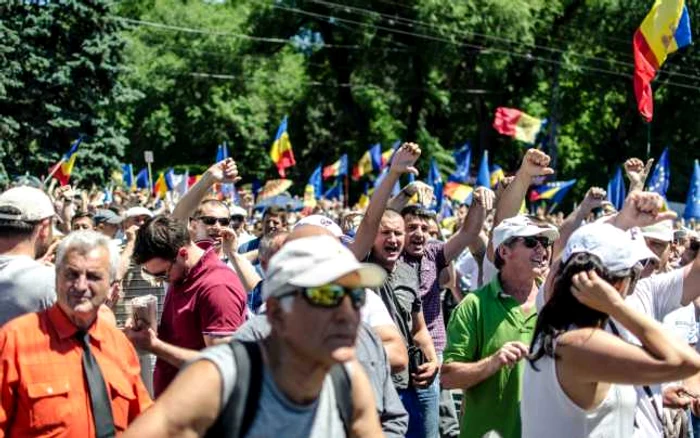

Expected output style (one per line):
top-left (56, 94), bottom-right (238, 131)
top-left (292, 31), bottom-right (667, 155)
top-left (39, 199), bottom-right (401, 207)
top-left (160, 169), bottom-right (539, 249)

top-left (205, 340), bottom-right (353, 438)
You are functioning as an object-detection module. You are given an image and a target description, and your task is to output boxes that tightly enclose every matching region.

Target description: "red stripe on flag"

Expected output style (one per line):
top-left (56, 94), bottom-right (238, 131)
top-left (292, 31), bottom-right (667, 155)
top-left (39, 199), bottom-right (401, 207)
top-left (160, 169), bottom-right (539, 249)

top-left (493, 107), bottom-right (523, 137)
top-left (633, 30), bottom-right (659, 122)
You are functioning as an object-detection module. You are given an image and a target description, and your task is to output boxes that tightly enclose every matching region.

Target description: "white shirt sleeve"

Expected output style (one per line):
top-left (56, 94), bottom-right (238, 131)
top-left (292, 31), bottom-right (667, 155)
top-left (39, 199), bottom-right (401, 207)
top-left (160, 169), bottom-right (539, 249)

top-left (360, 288), bottom-right (396, 328)
top-left (482, 256), bottom-right (498, 286)
top-left (630, 268), bottom-right (685, 321)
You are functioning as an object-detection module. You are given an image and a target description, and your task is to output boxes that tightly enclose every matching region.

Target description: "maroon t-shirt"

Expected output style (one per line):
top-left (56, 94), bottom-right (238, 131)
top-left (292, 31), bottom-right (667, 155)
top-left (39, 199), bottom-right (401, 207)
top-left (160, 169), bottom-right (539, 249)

top-left (153, 247), bottom-right (246, 396)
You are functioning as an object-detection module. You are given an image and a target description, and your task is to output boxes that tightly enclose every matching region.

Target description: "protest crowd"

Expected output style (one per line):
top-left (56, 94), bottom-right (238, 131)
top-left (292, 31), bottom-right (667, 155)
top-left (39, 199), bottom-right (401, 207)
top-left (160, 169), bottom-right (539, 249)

top-left (1, 128), bottom-right (700, 438)
top-left (2, 1), bottom-right (700, 436)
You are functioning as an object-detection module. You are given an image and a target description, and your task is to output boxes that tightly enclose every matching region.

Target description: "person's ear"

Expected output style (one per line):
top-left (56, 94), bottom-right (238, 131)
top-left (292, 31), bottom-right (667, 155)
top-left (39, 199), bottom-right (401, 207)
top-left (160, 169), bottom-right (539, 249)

top-left (266, 298), bottom-right (286, 327)
top-left (177, 247), bottom-right (188, 261)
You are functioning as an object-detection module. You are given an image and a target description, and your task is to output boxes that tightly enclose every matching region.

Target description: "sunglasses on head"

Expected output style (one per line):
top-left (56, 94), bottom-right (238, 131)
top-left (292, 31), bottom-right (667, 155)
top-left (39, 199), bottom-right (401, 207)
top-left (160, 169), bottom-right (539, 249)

top-left (279, 285), bottom-right (366, 310)
top-left (195, 216), bottom-right (231, 227)
top-left (519, 235), bottom-right (552, 249)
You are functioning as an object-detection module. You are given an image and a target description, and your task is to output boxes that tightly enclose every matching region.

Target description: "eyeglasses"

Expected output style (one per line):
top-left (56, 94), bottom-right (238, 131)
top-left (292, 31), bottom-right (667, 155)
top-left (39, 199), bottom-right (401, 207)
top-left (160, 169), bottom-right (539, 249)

top-left (195, 216), bottom-right (231, 227)
top-left (519, 236), bottom-right (552, 249)
top-left (279, 285), bottom-right (367, 310)
top-left (141, 261), bottom-right (173, 284)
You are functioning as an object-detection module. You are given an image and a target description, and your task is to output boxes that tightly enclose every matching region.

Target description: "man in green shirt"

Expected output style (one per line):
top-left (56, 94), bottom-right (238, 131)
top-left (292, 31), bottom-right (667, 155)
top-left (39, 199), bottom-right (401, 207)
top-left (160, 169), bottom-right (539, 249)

top-left (441, 215), bottom-right (559, 438)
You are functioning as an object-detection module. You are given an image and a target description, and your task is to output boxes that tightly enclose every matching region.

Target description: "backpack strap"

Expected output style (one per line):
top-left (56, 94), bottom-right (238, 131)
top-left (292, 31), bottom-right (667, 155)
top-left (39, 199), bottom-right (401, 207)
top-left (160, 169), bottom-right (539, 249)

top-left (330, 363), bottom-right (353, 436)
top-left (205, 341), bottom-right (264, 438)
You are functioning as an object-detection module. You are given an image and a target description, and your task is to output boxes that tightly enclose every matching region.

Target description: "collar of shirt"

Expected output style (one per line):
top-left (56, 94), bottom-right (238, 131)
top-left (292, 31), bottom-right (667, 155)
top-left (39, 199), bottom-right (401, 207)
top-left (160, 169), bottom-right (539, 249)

top-left (47, 304), bottom-right (105, 345)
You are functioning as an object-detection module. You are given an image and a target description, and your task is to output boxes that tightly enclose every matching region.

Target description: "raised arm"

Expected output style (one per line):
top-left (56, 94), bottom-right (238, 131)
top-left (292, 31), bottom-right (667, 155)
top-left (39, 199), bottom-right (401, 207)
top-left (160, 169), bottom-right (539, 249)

top-left (220, 227), bottom-right (261, 293)
top-left (551, 187), bottom-right (606, 260)
top-left (387, 181), bottom-right (434, 212)
top-left (443, 187), bottom-right (494, 262)
top-left (493, 149), bottom-right (553, 228)
top-left (557, 270), bottom-right (700, 385)
top-left (348, 143), bottom-right (421, 260)
top-left (624, 157), bottom-right (654, 193)
top-left (171, 159), bottom-right (240, 221)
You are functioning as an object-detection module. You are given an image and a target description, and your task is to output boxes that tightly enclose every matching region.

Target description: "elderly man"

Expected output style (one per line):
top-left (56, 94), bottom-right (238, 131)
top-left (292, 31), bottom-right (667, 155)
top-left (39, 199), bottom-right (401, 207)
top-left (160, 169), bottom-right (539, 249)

top-left (441, 215), bottom-right (559, 438)
top-left (123, 235), bottom-right (383, 437)
top-left (0, 231), bottom-right (152, 437)
top-left (0, 186), bottom-right (57, 325)
top-left (125, 215), bottom-right (246, 396)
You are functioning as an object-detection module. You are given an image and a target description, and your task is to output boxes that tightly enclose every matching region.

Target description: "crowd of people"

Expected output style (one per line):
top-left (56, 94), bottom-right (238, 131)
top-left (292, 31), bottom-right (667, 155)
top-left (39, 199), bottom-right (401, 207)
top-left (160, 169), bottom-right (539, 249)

top-left (0, 144), bottom-right (699, 438)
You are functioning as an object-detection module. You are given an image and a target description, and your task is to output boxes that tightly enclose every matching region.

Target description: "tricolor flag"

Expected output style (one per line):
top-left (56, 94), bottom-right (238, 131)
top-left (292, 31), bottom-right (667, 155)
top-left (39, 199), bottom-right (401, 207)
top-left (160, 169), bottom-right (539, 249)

top-left (646, 147), bottom-right (671, 198)
top-left (493, 107), bottom-right (545, 144)
top-left (269, 117), bottom-right (296, 177)
top-left (355, 183), bottom-right (371, 210)
top-left (490, 165), bottom-right (505, 188)
top-left (122, 164), bottom-right (135, 190)
top-left (49, 137), bottom-right (83, 186)
top-left (381, 141), bottom-right (401, 169)
top-left (153, 169), bottom-right (175, 198)
top-left (684, 160), bottom-right (700, 219)
top-left (529, 180), bottom-right (577, 204)
top-left (443, 182), bottom-right (473, 204)
top-left (304, 165), bottom-right (323, 208)
top-left (633, 0), bottom-right (691, 121)
top-left (352, 144), bottom-right (382, 180)
top-left (323, 154), bottom-right (348, 179)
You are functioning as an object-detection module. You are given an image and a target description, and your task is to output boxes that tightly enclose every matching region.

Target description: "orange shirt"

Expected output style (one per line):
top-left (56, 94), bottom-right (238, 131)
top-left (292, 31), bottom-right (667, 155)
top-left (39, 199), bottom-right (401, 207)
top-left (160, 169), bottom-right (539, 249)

top-left (0, 305), bottom-right (153, 438)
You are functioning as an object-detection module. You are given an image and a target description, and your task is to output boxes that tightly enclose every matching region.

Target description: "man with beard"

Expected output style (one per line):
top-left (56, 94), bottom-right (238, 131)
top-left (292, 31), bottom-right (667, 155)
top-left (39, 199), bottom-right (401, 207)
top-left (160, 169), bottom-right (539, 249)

top-left (0, 186), bottom-right (57, 325)
top-left (397, 186), bottom-right (494, 438)
top-left (441, 215), bottom-right (559, 438)
top-left (124, 215), bottom-right (246, 396)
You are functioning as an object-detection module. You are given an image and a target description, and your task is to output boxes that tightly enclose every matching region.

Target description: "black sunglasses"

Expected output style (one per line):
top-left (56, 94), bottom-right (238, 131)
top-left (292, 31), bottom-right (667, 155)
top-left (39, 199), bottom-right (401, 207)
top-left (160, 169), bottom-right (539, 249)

top-left (195, 216), bottom-right (231, 227)
top-left (279, 285), bottom-right (366, 310)
top-left (519, 236), bottom-right (552, 249)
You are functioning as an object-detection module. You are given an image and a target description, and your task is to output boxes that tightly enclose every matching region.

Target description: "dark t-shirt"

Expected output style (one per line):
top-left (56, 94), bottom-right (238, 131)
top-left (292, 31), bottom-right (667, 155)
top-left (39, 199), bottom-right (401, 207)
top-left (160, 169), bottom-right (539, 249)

top-left (154, 248), bottom-right (247, 396)
top-left (369, 258), bottom-right (420, 390)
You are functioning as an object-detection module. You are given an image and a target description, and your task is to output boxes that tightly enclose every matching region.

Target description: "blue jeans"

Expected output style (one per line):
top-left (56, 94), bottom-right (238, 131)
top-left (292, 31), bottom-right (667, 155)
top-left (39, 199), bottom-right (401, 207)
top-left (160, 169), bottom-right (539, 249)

top-left (398, 387), bottom-right (423, 438)
top-left (415, 375), bottom-right (440, 438)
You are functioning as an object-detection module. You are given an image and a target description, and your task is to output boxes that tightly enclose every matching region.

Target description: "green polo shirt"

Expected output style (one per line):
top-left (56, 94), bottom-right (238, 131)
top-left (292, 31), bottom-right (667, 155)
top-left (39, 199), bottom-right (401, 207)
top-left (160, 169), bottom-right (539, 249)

top-left (443, 277), bottom-right (537, 438)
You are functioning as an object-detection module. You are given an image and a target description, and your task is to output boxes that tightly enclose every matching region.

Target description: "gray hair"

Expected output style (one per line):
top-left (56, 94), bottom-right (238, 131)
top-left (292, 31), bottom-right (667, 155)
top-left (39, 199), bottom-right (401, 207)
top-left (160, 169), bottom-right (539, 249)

top-left (56, 231), bottom-right (120, 282)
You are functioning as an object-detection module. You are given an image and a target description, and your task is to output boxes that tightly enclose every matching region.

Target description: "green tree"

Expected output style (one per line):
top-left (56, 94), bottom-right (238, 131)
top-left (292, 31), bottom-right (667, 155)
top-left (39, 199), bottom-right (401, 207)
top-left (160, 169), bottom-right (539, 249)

top-left (0, 0), bottom-right (136, 185)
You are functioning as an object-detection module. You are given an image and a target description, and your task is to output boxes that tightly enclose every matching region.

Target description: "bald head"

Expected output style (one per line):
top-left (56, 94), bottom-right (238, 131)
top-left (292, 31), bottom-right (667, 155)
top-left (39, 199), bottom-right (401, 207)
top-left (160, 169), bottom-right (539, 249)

top-left (286, 224), bottom-right (337, 243)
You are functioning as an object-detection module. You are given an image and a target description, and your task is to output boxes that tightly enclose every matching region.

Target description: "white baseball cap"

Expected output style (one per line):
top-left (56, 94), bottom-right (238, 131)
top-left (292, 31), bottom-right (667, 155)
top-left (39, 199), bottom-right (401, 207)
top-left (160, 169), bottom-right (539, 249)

top-left (492, 215), bottom-right (560, 250)
top-left (294, 214), bottom-right (343, 237)
top-left (125, 207), bottom-right (153, 218)
top-left (562, 223), bottom-right (658, 272)
top-left (641, 220), bottom-right (674, 243)
top-left (0, 187), bottom-right (56, 221)
top-left (229, 205), bottom-right (247, 218)
top-left (263, 235), bottom-right (386, 300)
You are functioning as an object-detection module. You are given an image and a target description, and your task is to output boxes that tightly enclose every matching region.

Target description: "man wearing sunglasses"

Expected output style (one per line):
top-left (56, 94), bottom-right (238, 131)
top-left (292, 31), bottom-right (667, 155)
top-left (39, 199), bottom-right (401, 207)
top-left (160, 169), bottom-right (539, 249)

top-left (124, 215), bottom-right (247, 397)
top-left (441, 215), bottom-right (559, 438)
top-left (123, 235), bottom-right (385, 437)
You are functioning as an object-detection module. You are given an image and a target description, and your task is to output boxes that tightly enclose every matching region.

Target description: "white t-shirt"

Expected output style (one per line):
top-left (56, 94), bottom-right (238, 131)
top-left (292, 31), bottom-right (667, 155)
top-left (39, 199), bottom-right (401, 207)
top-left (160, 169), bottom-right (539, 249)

top-left (663, 303), bottom-right (698, 346)
top-left (456, 250), bottom-right (480, 292)
top-left (481, 256), bottom-right (498, 286)
top-left (614, 269), bottom-right (685, 438)
top-left (360, 289), bottom-right (395, 328)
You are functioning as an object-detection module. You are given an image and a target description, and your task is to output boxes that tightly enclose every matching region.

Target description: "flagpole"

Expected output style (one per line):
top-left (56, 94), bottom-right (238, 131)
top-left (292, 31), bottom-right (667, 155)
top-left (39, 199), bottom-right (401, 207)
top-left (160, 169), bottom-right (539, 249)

top-left (646, 122), bottom-right (651, 159)
top-left (344, 174), bottom-right (349, 209)
top-left (42, 159), bottom-right (64, 185)
top-left (147, 162), bottom-right (153, 194)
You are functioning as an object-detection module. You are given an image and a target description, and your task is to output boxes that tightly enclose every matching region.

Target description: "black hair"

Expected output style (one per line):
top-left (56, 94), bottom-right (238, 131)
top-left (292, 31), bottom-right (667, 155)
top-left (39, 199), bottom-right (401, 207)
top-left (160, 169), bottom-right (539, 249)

top-left (132, 215), bottom-right (190, 265)
top-left (71, 211), bottom-right (95, 226)
top-left (400, 205), bottom-right (437, 221)
top-left (528, 252), bottom-right (640, 369)
top-left (263, 206), bottom-right (288, 223)
top-left (0, 206), bottom-right (39, 239)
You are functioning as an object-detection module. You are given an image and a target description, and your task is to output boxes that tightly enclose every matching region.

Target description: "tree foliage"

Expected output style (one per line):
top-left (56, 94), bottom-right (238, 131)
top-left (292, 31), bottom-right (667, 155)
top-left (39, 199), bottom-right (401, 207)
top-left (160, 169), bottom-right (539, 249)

top-left (3, 0), bottom-right (699, 202)
top-left (0, 0), bottom-right (137, 185)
